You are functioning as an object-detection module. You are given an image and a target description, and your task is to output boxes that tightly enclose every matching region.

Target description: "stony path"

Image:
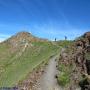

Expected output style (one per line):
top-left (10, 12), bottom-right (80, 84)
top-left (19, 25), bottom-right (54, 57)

top-left (34, 55), bottom-right (62, 90)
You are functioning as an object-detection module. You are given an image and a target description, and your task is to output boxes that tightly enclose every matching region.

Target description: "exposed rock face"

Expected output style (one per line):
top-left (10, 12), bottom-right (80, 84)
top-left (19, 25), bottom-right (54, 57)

top-left (84, 32), bottom-right (90, 40)
top-left (2, 32), bottom-right (49, 52)
top-left (85, 45), bottom-right (90, 75)
top-left (58, 32), bottom-right (90, 90)
top-left (58, 47), bottom-right (81, 90)
top-left (74, 32), bottom-right (90, 90)
top-left (7, 32), bottom-right (48, 46)
top-left (83, 32), bottom-right (90, 44)
top-left (86, 60), bottom-right (90, 75)
top-left (75, 40), bottom-right (85, 48)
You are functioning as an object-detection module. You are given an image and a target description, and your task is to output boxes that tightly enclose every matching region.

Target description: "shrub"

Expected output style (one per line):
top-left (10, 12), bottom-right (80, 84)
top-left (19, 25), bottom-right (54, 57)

top-left (57, 71), bottom-right (70, 86)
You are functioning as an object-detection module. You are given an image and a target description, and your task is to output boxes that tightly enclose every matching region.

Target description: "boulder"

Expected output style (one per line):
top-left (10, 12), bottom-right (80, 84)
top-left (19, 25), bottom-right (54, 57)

top-left (86, 45), bottom-right (90, 52)
top-left (75, 40), bottom-right (85, 49)
top-left (84, 32), bottom-right (90, 44)
top-left (86, 60), bottom-right (90, 75)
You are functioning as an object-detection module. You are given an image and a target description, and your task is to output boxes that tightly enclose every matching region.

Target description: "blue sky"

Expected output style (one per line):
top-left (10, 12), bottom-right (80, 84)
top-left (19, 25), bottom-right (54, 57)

top-left (0, 0), bottom-right (90, 41)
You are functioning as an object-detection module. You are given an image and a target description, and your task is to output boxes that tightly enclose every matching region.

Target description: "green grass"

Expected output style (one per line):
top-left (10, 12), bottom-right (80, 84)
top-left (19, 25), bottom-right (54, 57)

top-left (57, 71), bottom-right (70, 86)
top-left (0, 41), bottom-right (60, 86)
top-left (57, 64), bottom-right (72, 86)
top-left (57, 40), bottom-right (73, 48)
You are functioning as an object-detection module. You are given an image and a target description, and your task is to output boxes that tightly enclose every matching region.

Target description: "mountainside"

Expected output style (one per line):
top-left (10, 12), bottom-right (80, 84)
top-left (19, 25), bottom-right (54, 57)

top-left (0, 31), bottom-right (60, 87)
top-left (57, 32), bottom-right (90, 90)
top-left (7, 32), bottom-right (48, 44)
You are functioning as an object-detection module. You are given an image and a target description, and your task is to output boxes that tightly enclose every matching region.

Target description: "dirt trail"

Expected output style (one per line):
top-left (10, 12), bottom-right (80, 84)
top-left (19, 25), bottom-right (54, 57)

top-left (34, 55), bottom-right (62, 90)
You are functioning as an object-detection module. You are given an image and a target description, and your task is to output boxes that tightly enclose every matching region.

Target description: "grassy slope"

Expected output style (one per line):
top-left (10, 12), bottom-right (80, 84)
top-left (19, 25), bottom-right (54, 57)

top-left (0, 41), bottom-right (60, 86)
top-left (57, 40), bottom-right (73, 47)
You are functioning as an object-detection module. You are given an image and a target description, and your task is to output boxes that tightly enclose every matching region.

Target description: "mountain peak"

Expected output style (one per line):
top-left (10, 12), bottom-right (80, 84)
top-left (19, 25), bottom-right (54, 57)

top-left (5, 31), bottom-right (48, 47)
top-left (8, 31), bottom-right (34, 45)
top-left (16, 31), bottom-right (32, 37)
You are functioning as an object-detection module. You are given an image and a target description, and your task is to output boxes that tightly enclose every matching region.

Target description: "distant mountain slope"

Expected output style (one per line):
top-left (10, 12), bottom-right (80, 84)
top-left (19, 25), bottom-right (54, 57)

top-left (0, 31), bottom-right (60, 86)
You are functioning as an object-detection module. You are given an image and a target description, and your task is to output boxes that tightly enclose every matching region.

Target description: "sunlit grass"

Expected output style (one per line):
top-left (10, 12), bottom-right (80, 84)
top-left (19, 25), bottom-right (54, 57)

top-left (0, 41), bottom-right (60, 86)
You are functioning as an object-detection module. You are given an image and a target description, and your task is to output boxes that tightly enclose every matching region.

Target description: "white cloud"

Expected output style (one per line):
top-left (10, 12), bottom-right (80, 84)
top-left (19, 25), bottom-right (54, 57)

top-left (0, 34), bottom-right (10, 37)
top-left (0, 34), bottom-right (10, 42)
top-left (0, 38), bottom-right (5, 42)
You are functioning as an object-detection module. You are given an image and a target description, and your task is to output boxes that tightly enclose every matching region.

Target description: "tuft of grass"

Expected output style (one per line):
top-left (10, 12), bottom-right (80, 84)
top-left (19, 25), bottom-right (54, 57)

top-left (57, 63), bottom-right (72, 86)
top-left (57, 72), bottom-right (70, 86)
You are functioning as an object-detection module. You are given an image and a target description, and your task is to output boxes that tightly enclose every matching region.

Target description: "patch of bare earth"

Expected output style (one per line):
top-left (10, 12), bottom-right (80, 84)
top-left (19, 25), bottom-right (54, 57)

top-left (17, 64), bottom-right (45, 90)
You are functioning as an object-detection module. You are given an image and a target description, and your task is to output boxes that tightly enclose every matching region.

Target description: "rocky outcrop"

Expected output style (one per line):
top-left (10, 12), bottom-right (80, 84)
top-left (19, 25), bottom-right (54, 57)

top-left (74, 32), bottom-right (90, 90)
top-left (84, 32), bottom-right (90, 40)
top-left (8, 32), bottom-right (48, 44)
top-left (57, 32), bottom-right (90, 90)
top-left (83, 32), bottom-right (90, 45)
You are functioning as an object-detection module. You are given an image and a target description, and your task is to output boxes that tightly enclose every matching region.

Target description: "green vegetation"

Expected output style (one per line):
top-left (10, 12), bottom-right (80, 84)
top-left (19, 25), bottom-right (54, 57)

top-left (57, 40), bottom-right (73, 48)
top-left (0, 41), bottom-right (60, 86)
top-left (57, 72), bottom-right (70, 86)
top-left (57, 64), bottom-right (72, 86)
top-left (57, 41), bottom-right (73, 87)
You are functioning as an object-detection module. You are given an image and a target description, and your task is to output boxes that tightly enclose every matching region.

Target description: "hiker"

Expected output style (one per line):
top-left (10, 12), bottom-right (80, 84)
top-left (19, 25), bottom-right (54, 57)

top-left (55, 38), bottom-right (57, 42)
top-left (65, 36), bottom-right (67, 40)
